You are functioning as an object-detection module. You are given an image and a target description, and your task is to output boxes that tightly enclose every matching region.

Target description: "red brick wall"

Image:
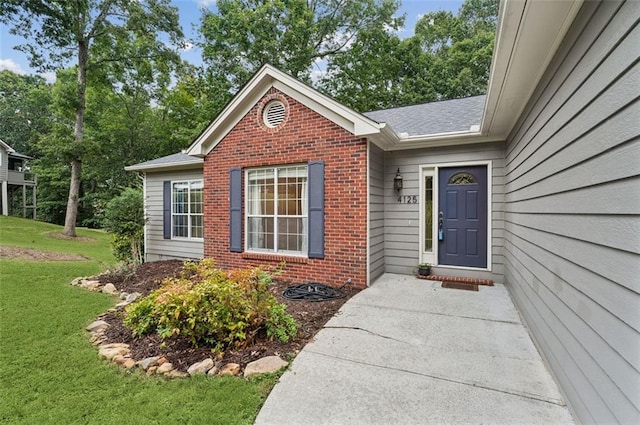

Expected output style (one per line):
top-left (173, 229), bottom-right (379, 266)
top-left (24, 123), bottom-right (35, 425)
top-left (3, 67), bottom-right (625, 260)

top-left (203, 88), bottom-right (369, 288)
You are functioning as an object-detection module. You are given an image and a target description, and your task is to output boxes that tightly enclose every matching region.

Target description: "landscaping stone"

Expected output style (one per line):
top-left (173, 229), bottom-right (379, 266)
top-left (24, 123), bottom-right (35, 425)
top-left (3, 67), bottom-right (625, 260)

top-left (81, 280), bottom-right (101, 291)
top-left (138, 356), bottom-right (161, 371)
top-left (126, 292), bottom-right (142, 302)
top-left (207, 364), bottom-right (220, 376)
top-left (218, 363), bottom-right (241, 376)
top-left (244, 356), bottom-right (288, 378)
top-left (116, 292), bottom-right (142, 308)
top-left (98, 346), bottom-right (130, 360)
top-left (187, 358), bottom-right (214, 376)
top-left (101, 283), bottom-right (118, 295)
top-left (157, 363), bottom-right (174, 374)
top-left (99, 342), bottom-right (130, 349)
top-left (113, 355), bottom-right (128, 365)
top-left (166, 370), bottom-right (189, 379)
top-left (86, 320), bottom-right (109, 332)
top-left (147, 366), bottom-right (158, 376)
top-left (157, 357), bottom-right (168, 366)
top-left (70, 277), bottom-right (83, 286)
top-left (123, 359), bottom-right (136, 369)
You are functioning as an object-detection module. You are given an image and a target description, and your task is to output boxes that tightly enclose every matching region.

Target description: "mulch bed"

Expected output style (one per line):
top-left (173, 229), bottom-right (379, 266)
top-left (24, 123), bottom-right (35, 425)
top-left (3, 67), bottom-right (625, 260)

top-left (95, 260), bottom-right (360, 372)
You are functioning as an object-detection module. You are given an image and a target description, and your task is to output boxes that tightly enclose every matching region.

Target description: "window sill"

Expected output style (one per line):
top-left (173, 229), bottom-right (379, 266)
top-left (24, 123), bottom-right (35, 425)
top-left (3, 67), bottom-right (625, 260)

top-left (242, 252), bottom-right (308, 264)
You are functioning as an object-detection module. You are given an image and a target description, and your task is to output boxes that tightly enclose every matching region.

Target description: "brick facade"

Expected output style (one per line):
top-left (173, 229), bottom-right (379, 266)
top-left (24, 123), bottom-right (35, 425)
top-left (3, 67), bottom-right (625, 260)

top-left (203, 88), bottom-right (369, 288)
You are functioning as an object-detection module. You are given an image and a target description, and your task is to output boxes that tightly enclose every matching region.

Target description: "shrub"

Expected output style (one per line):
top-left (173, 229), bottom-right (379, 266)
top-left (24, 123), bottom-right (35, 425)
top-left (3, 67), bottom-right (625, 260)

top-left (124, 259), bottom-right (297, 351)
top-left (103, 187), bottom-right (145, 264)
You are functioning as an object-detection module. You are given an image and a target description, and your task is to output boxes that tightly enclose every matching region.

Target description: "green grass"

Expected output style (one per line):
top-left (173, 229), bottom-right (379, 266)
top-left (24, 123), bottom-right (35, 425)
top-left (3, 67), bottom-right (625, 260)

top-left (0, 216), bottom-right (277, 424)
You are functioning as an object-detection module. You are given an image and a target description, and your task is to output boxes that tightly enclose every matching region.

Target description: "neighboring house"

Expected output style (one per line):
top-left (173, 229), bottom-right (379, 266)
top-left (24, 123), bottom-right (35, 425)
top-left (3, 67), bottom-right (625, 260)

top-left (0, 138), bottom-right (36, 218)
top-left (126, 1), bottom-right (639, 423)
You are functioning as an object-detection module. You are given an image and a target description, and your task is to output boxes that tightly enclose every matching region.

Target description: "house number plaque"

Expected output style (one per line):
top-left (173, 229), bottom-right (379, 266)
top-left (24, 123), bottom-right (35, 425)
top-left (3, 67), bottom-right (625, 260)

top-left (397, 195), bottom-right (418, 204)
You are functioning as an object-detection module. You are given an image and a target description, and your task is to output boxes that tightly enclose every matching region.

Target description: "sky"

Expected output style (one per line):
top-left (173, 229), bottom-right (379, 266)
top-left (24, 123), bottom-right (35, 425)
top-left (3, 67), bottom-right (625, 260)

top-left (0, 0), bottom-right (462, 83)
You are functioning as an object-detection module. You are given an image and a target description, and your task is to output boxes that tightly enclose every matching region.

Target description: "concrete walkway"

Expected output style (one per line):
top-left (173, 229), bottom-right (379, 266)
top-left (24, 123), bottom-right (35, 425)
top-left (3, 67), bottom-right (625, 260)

top-left (255, 274), bottom-right (574, 425)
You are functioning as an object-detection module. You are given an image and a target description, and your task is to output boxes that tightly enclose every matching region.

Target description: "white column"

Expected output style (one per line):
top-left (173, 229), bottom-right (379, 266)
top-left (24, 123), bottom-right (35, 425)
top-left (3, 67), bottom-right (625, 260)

top-left (1, 181), bottom-right (8, 216)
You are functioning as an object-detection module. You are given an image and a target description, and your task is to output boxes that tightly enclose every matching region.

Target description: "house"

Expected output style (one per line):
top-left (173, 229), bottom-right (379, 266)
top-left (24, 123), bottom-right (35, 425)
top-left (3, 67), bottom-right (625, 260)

top-left (0, 138), bottom-right (37, 218)
top-left (126, 0), bottom-right (639, 423)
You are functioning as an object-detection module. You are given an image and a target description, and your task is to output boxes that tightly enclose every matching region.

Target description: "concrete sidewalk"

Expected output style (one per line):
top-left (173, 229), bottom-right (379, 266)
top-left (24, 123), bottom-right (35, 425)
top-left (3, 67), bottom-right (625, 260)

top-left (255, 274), bottom-right (574, 425)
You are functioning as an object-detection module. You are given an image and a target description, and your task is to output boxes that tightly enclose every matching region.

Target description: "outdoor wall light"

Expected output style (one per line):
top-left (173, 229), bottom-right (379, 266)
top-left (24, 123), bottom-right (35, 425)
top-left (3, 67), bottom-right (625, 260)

top-left (394, 168), bottom-right (403, 192)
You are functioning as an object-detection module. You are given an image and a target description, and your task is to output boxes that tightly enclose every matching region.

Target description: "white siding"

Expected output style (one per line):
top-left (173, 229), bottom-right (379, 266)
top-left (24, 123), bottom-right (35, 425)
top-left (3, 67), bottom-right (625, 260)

top-left (368, 143), bottom-right (385, 283)
top-left (383, 142), bottom-right (505, 281)
top-left (144, 168), bottom-right (204, 261)
top-left (503, 1), bottom-right (640, 423)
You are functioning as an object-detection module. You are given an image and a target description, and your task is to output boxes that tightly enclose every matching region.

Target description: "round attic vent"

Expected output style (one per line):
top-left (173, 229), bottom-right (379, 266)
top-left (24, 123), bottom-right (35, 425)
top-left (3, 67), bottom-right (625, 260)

top-left (263, 100), bottom-right (286, 128)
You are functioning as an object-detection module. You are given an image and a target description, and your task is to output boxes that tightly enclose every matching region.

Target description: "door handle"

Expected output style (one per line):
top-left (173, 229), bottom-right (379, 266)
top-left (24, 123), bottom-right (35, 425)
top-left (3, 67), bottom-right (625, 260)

top-left (438, 212), bottom-right (444, 240)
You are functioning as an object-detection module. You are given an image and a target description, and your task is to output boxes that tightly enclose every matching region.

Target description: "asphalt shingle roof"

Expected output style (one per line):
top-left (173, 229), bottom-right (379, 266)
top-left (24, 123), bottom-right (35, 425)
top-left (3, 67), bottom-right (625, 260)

top-left (127, 95), bottom-right (486, 170)
top-left (125, 152), bottom-right (202, 170)
top-left (364, 95), bottom-right (486, 137)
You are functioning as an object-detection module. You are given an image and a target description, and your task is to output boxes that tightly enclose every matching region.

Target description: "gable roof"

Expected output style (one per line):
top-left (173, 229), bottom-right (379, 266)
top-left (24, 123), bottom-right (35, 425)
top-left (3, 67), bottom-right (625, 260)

top-left (364, 95), bottom-right (485, 137)
top-left (186, 64), bottom-right (395, 157)
top-left (124, 152), bottom-right (203, 172)
top-left (0, 138), bottom-right (15, 153)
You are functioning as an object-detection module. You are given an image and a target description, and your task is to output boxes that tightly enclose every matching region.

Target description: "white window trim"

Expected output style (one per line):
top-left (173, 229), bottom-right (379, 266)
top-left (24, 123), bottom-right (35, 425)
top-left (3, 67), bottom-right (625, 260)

top-left (244, 165), bottom-right (308, 256)
top-left (419, 160), bottom-right (492, 271)
top-left (171, 179), bottom-right (204, 240)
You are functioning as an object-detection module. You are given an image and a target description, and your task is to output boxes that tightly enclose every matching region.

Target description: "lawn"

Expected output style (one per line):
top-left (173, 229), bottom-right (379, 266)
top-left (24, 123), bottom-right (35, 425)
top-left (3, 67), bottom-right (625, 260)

top-left (0, 216), bottom-right (277, 424)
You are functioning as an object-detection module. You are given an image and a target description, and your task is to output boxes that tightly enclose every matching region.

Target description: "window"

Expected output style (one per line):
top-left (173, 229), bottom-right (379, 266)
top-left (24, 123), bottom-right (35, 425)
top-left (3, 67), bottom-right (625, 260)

top-left (172, 180), bottom-right (203, 239)
top-left (246, 165), bottom-right (307, 255)
top-left (424, 175), bottom-right (433, 252)
top-left (448, 172), bottom-right (476, 184)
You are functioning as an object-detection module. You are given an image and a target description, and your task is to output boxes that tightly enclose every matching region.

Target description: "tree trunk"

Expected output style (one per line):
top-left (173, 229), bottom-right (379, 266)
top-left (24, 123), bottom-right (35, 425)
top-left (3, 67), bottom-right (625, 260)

top-left (63, 159), bottom-right (82, 236)
top-left (62, 39), bottom-right (88, 237)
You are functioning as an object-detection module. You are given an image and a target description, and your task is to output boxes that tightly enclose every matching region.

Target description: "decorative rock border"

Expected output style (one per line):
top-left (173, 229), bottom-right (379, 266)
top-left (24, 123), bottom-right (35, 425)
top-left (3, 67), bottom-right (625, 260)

top-left (76, 277), bottom-right (288, 379)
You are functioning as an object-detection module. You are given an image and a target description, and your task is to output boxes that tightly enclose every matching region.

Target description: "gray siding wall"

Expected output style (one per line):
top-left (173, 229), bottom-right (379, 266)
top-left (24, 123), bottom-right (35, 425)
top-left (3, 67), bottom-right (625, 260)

top-left (503, 1), bottom-right (640, 423)
top-left (0, 149), bottom-right (8, 182)
top-left (145, 168), bottom-right (204, 261)
top-left (384, 142), bottom-right (505, 281)
top-left (368, 142), bottom-right (385, 283)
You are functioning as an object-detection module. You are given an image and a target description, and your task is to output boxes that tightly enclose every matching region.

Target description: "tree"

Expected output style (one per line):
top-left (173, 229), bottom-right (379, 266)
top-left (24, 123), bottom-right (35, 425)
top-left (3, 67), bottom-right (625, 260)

top-left (0, 0), bottom-right (183, 236)
top-left (199, 0), bottom-right (401, 91)
top-left (414, 0), bottom-right (498, 99)
top-left (0, 70), bottom-right (52, 155)
top-left (320, 0), bottom-right (498, 110)
top-left (320, 27), bottom-right (438, 111)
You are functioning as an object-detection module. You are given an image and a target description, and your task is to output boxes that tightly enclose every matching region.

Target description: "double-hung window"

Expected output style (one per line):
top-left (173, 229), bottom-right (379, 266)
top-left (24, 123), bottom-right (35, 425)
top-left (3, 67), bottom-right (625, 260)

top-left (172, 180), bottom-right (203, 239)
top-left (246, 165), bottom-right (308, 255)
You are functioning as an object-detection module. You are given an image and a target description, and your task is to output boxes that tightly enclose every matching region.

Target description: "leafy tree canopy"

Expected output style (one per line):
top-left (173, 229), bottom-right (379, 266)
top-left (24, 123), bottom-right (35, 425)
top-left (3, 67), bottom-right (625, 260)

top-left (199, 0), bottom-right (402, 90)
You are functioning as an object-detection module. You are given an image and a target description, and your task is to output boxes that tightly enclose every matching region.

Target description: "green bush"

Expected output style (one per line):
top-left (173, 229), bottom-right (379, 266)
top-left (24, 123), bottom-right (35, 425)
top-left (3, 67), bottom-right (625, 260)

top-left (103, 187), bottom-right (145, 263)
top-left (124, 259), bottom-right (297, 351)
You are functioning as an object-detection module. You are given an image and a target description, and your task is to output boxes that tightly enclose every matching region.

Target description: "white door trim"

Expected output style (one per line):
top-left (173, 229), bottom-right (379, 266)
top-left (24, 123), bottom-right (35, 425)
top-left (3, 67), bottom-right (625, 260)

top-left (419, 160), bottom-right (492, 272)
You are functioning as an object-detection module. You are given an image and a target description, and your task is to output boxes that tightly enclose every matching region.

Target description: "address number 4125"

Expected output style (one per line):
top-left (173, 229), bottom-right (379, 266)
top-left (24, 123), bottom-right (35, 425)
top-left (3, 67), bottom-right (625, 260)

top-left (397, 195), bottom-right (417, 204)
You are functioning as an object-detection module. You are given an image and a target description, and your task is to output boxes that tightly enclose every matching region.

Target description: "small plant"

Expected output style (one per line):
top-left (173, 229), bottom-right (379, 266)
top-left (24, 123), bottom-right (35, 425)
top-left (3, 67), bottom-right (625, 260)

top-left (417, 263), bottom-right (431, 276)
top-left (124, 259), bottom-right (297, 351)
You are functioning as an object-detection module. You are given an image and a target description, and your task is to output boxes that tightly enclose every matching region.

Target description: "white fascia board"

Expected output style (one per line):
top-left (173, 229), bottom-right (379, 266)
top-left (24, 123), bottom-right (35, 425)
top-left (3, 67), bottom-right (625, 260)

top-left (271, 78), bottom-right (382, 137)
top-left (185, 64), bottom-right (384, 157)
top-left (186, 73), bottom-right (273, 157)
top-left (124, 159), bottom-right (203, 172)
top-left (387, 131), bottom-right (501, 151)
top-left (482, 0), bottom-right (583, 139)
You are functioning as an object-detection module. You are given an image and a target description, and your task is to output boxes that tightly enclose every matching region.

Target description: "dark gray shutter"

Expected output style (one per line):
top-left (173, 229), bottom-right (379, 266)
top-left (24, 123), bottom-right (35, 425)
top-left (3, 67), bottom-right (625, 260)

top-left (308, 161), bottom-right (325, 258)
top-left (229, 168), bottom-right (242, 252)
top-left (163, 181), bottom-right (171, 239)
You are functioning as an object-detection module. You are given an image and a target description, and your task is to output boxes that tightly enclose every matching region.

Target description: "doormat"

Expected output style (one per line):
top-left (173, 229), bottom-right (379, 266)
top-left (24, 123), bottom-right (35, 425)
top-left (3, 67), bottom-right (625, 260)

top-left (418, 275), bottom-right (494, 286)
top-left (442, 281), bottom-right (479, 291)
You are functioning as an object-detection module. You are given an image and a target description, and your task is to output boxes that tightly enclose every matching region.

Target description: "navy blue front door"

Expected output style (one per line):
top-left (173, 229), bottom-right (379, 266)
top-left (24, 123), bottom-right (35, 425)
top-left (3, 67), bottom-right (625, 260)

top-left (438, 166), bottom-right (488, 268)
